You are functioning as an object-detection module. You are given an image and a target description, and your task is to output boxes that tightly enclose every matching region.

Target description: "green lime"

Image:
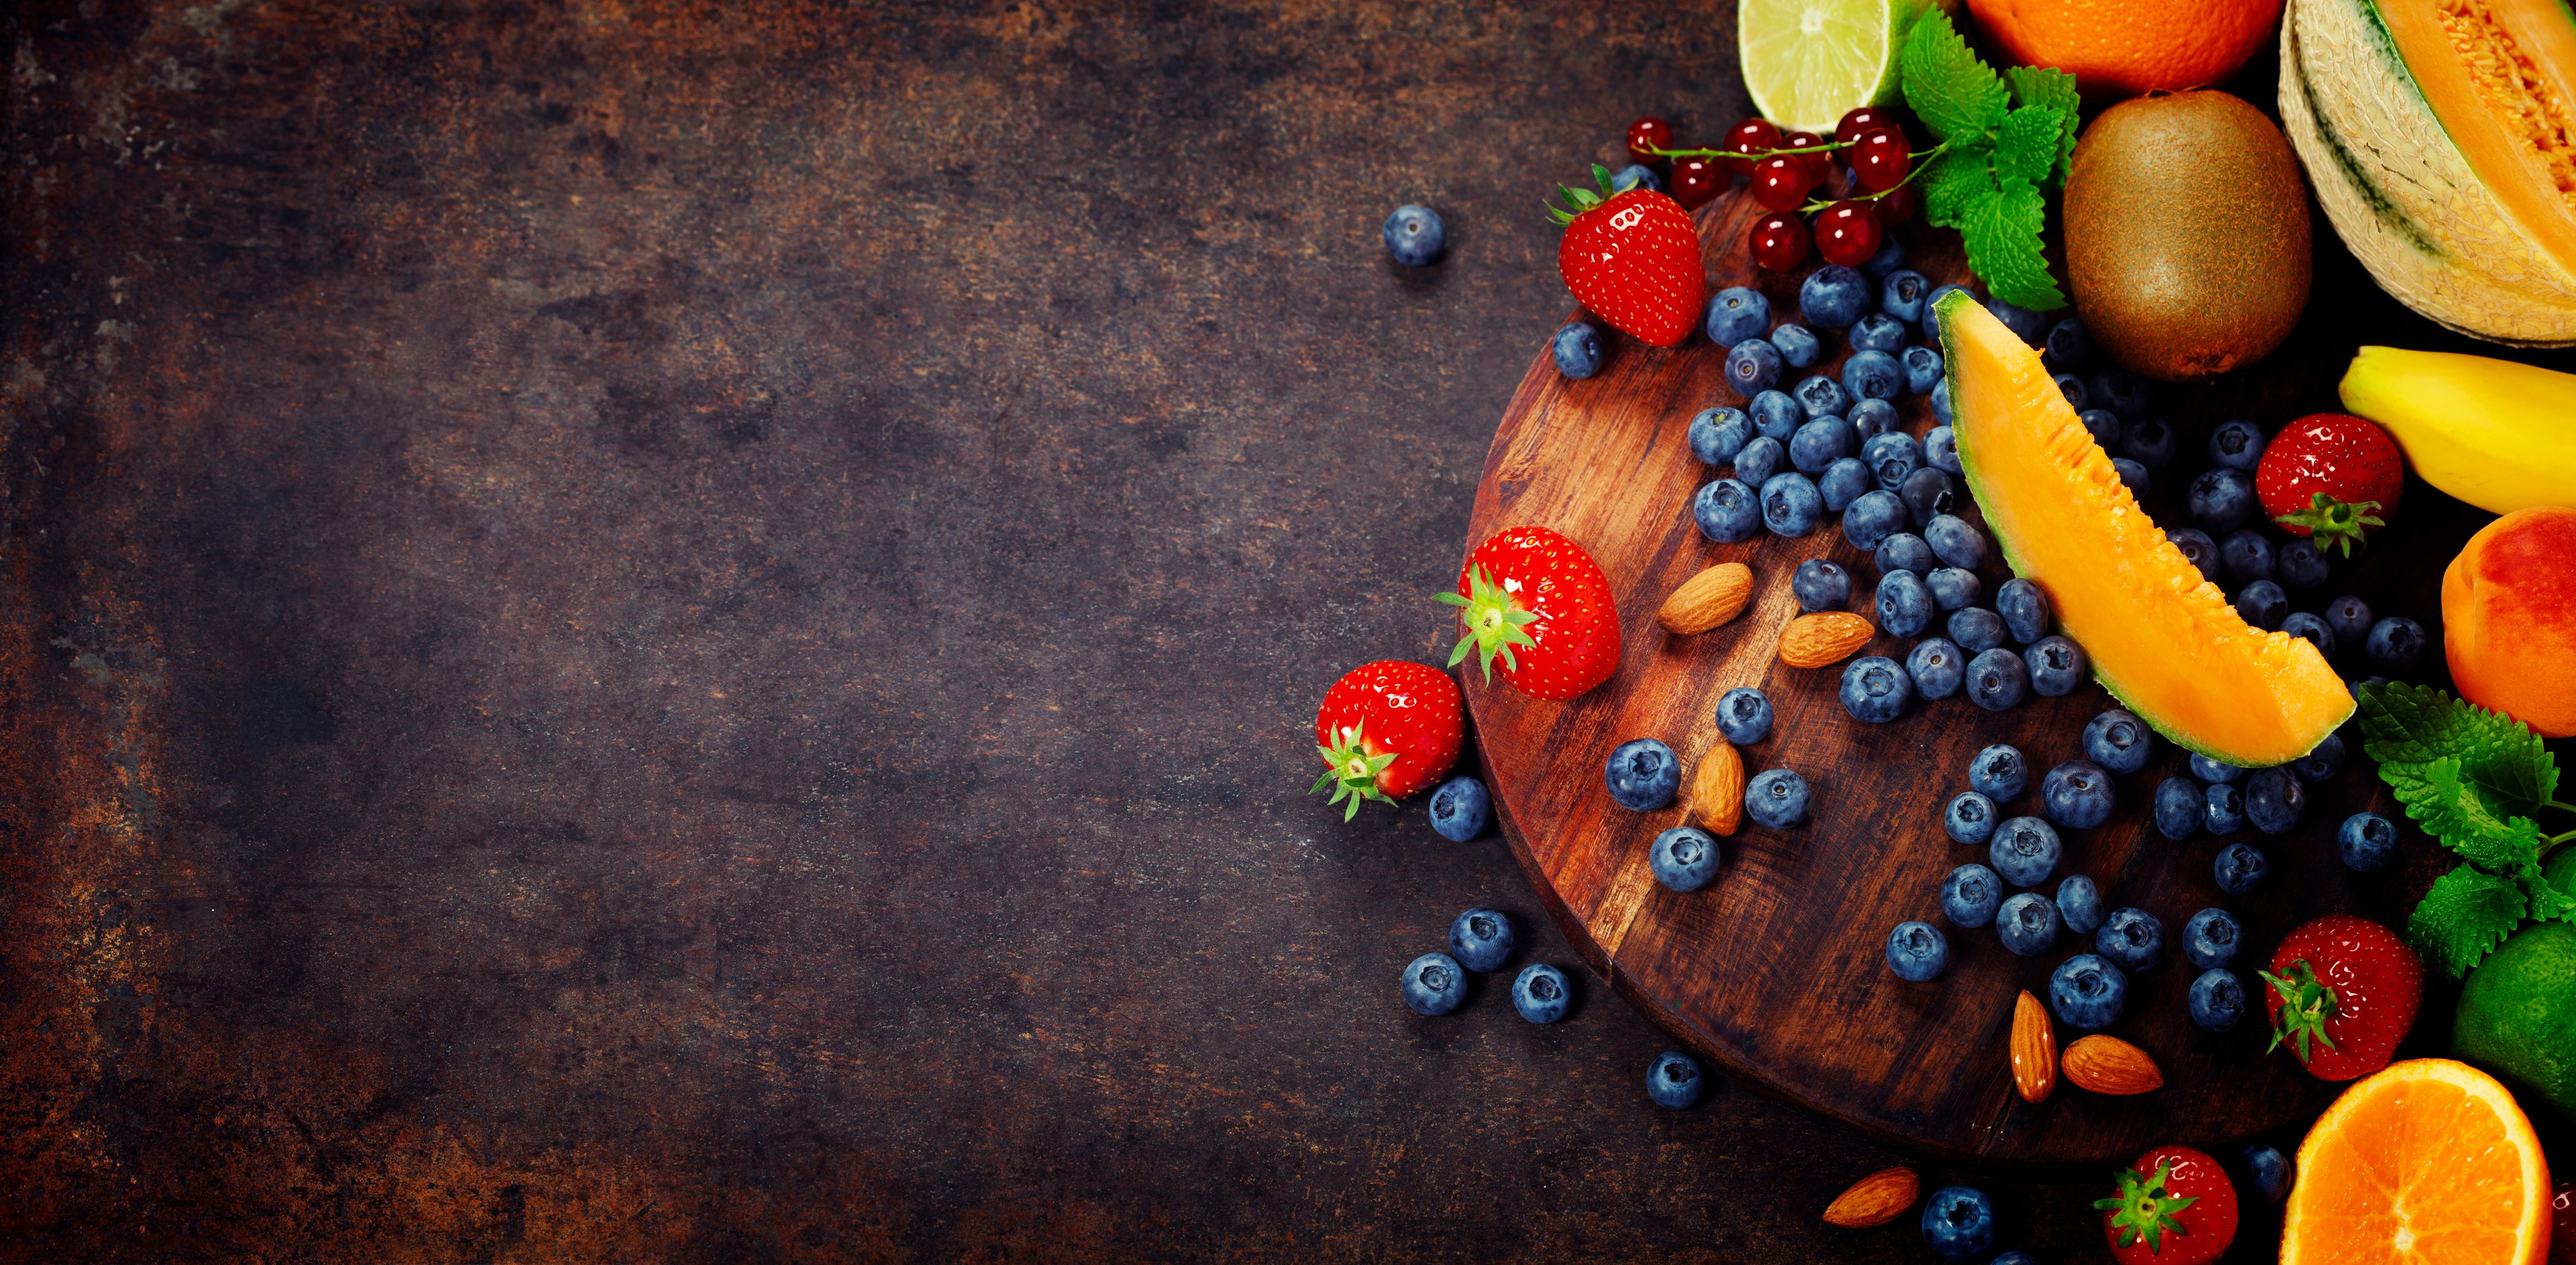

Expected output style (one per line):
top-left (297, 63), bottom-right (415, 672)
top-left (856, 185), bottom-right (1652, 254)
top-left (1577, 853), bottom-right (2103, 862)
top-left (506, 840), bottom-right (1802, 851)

top-left (1737, 0), bottom-right (1954, 135)
top-left (2454, 915), bottom-right (2576, 1119)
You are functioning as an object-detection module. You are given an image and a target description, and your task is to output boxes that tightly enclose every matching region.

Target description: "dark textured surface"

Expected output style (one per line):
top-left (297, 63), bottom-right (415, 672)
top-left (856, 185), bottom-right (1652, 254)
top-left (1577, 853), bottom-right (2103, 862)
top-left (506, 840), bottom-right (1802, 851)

top-left (0, 3), bottom-right (2540, 1261)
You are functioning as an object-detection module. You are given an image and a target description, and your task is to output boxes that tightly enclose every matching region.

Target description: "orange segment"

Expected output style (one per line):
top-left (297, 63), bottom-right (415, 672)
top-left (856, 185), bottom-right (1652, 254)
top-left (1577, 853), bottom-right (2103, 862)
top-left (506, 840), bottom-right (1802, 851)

top-left (2283, 1058), bottom-right (2552, 1264)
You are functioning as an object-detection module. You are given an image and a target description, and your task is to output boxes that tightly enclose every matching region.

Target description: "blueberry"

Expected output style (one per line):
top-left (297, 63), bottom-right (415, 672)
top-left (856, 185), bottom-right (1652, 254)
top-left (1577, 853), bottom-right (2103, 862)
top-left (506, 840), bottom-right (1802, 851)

top-left (2122, 416), bottom-right (2179, 469)
top-left (1839, 655), bottom-right (1913, 723)
top-left (2045, 316), bottom-right (2096, 372)
top-left (1449, 908), bottom-right (1516, 972)
top-left (1968, 647), bottom-right (2029, 710)
top-left (1749, 389), bottom-right (1803, 440)
top-left (1922, 514), bottom-right (1985, 570)
top-left (1799, 264), bottom-right (1870, 329)
top-left (1645, 1049), bottom-right (1706, 1108)
top-left (2214, 841), bottom-right (2268, 895)
top-left (1862, 430), bottom-right (1922, 491)
top-left (1511, 963), bottom-right (1571, 1024)
top-left (2245, 766), bottom-right (2305, 834)
top-left (1843, 349), bottom-right (1903, 402)
top-left (2166, 528), bottom-right (2220, 583)
top-left (1734, 435), bottom-right (1785, 487)
top-left (1942, 862), bottom-right (2003, 927)
top-left (1553, 324), bottom-right (1604, 379)
top-left (2079, 407), bottom-right (2122, 449)
top-left (2339, 810), bottom-right (2396, 872)
top-left (1880, 269), bottom-right (1930, 323)
top-left (1947, 607), bottom-right (2007, 653)
top-left (1921, 1186), bottom-right (1995, 1260)
top-left (2083, 709), bottom-right (2154, 774)
top-left (2209, 419), bottom-right (2267, 471)
top-left (1744, 768), bottom-right (1809, 828)
top-left (1789, 418), bottom-right (1853, 474)
top-left (1970, 743), bottom-right (2028, 801)
top-left (1995, 578), bottom-right (2051, 644)
top-left (1842, 490), bottom-right (1907, 551)
top-left (1989, 816), bottom-right (2062, 887)
top-left (1761, 472), bottom-right (1824, 537)
top-left (2184, 907), bottom-right (2241, 970)
top-left (2112, 457), bottom-right (2152, 497)
top-left (2205, 781), bottom-right (2247, 835)
top-left (2189, 467), bottom-right (2257, 532)
top-left (1992, 1254), bottom-right (2040, 1265)
top-left (2089, 367), bottom-right (2151, 418)
top-left (1771, 322), bottom-right (1822, 368)
top-left (1848, 397), bottom-right (1901, 439)
top-left (1791, 560), bottom-right (1852, 613)
top-left (1876, 570), bottom-right (1934, 637)
top-left (1864, 232), bottom-right (1907, 280)
top-left (2057, 875), bottom-right (2106, 935)
top-left (2234, 579), bottom-right (2287, 630)
top-left (2220, 529), bottom-right (2276, 587)
top-left (1874, 531), bottom-right (1936, 576)
top-left (1926, 422), bottom-right (1960, 471)
top-left (1997, 891), bottom-right (2061, 956)
top-left (1819, 457), bottom-right (1872, 512)
top-left (2277, 539), bottom-right (2331, 589)
top-left (1715, 687), bottom-right (1774, 745)
top-left (1901, 344), bottom-right (1944, 395)
top-left (1921, 283), bottom-right (1974, 346)
top-left (2189, 968), bottom-right (2246, 1032)
top-left (1850, 312), bottom-right (1908, 354)
top-left (2085, 908), bottom-right (2161, 974)
top-left (2042, 760), bottom-right (2116, 829)
top-left (1688, 407), bottom-right (1752, 466)
top-left (1604, 738), bottom-right (1680, 811)
top-left (1899, 466), bottom-right (1955, 527)
top-left (1428, 776), bottom-right (1490, 842)
top-left (1704, 286), bottom-right (1770, 345)
top-left (2050, 953), bottom-right (2129, 1029)
top-left (1650, 826), bottom-right (1720, 893)
top-left (1791, 372), bottom-right (1850, 419)
top-left (1726, 338), bottom-right (1784, 395)
top-left (1609, 163), bottom-right (1662, 194)
top-left (2024, 635), bottom-right (2089, 696)
top-left (1907, 637), bottom-right (1966, 699)
top-left (1401, 952), bottom-right (1467, 1016)
top-left (1886, 920), bottom-right (1950, 982)
top-left (2154, 776), bottom-right (2204, 840)
top-left (2293, 731), bottom-right (2344, 783)
top-left (2366, 616), bottom-right (2426, 673)
top-left (2191, 753), bottom-right (2246, 784)
top-left (1926, 566), bottom-right (1980, 611)
top-left (1693, 478), bottom-right (1762, 543)
top-left (2282, 610), bottom-right (2336, 660)
top-left (2324, 594), bottom-right (2375, 647)
top-left (1945, 791), bottom-right (1997, 845)
top-left (2240, 1143), bottom-right (2294, 1206)
top-left (1382, 204), bottom-right (1447, 266)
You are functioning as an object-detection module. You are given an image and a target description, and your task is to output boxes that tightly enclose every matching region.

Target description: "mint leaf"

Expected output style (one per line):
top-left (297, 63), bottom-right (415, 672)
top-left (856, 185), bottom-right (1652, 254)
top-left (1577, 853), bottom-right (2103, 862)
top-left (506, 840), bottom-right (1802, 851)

top-left (2522, 863), bottom-right (2576, 922)
top-left (1901, 10), bottom-right (2009, 143)
top-left (1918, 142), bottom-right (1995, 228)
top-left (2402, 757), bottom-right (2545, 872)
top-left (1962, 176), bottom-right (2065, 311)
top-left (1993, 105), bottom-right (2063, 191)
top-left (2360, 681), bottom-right (2556, 818)
top-left (2408, 864), bottom-right (2527, 978)
top-left (2003, 66), bottom-right (2079, 181)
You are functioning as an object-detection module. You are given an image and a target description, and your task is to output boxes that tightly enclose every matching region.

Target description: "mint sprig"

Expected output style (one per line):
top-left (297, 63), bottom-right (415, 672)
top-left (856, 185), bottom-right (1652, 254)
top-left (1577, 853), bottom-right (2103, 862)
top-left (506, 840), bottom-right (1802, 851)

top-left (1899, 11), bottom-right (2074, 311)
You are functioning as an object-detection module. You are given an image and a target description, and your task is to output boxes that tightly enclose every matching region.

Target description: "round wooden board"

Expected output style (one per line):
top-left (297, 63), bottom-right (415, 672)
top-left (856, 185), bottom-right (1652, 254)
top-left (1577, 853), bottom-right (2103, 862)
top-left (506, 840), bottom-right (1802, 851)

top-left (1464, 187), bottom-right (2429, 1166)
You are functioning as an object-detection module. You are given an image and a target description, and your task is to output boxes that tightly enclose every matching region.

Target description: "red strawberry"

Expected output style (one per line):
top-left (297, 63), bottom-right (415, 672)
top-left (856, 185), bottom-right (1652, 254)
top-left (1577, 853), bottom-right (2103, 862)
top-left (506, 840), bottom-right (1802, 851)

top-left (1440, 525), bottom-right (1620, 701)
top-left (2097, 1145), bottom-right (2239, 1265)
top-left (2260, 914), bottom-right (2424, 1081)
top-left (2256, 413), bottom-right (2404, 555)
top-left (1552, 166), bottom-right (1707, 349)
top-left (1311, 661), bottom-right (1462, 820)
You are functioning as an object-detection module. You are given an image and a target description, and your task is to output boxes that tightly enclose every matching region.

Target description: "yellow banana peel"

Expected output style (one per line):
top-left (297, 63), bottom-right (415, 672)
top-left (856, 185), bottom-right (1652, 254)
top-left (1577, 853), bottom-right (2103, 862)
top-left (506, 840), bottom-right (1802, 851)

top-left (2338, 346), bottom-right (2576, 514)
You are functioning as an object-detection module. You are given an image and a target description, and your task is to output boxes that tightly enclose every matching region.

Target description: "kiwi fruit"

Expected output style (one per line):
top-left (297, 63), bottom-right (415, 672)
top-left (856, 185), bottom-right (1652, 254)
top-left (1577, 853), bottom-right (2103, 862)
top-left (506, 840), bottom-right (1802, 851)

top-left (2064, 91), bottom-right (2312, 381)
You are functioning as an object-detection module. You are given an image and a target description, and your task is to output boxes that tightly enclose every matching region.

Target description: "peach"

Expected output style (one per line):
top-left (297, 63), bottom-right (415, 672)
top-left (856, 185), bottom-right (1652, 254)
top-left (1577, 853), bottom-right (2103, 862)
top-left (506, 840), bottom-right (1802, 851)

top-left (2444, 505), bottom-right (2576, 737)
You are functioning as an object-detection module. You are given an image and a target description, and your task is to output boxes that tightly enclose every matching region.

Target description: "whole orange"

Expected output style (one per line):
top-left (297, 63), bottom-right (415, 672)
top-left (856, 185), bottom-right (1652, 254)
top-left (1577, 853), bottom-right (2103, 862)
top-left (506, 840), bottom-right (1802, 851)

top-left (1965, 0), bottom-right (2286, 101)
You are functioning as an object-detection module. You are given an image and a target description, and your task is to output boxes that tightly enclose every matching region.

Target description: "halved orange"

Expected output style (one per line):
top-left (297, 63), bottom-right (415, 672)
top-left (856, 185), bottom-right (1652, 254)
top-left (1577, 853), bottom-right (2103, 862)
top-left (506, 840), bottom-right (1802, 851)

top-left (2283, 1058), bottom-right (2552, 1264)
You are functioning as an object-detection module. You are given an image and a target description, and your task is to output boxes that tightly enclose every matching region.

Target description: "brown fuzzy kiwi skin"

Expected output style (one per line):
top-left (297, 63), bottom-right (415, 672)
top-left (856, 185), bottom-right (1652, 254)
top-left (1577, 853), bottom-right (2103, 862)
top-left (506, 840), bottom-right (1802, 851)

top-left (2064, 91), bottom-right (2314, 382)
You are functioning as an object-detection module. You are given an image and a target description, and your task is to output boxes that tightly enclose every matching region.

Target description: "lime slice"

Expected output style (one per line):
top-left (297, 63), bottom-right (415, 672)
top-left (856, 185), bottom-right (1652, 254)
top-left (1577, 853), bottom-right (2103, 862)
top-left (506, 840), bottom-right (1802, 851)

top-left (1739, 0), bottom-right (1949, 134)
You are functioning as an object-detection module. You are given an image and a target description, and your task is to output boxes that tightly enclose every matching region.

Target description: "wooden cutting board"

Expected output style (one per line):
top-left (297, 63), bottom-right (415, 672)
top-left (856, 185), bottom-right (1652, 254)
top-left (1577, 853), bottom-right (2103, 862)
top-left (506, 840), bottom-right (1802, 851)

top-left (1463, 187), bottom-right (2413, 1165)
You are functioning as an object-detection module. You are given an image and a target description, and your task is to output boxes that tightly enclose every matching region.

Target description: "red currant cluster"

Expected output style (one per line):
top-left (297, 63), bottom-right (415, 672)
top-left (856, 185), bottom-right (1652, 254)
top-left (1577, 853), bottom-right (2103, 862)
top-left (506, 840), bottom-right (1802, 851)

top-left (1625, 107), bottom-right (1926, 272)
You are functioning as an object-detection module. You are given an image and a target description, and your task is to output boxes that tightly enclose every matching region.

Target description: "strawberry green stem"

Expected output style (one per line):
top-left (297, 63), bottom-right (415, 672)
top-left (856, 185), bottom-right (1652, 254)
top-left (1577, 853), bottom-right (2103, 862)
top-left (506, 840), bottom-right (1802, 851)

top-left (1310, 721), bottom-right (1398, 822)
top-left (2093, 1162), bottom-right (2199, 1253)
top-left (2276, 492), bottom-right (2384, 557)
top-left (2260, 959), bottom-right (2341, 1064)
top-left (1435, 564), bottom-right (1539, 683)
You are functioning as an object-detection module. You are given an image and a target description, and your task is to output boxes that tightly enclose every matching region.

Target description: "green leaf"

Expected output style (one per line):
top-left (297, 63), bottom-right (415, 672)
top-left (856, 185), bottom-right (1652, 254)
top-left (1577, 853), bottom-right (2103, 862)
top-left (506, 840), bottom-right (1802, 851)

top-left (2521, 863), bottom-right (2576, 922)
top-left (1918, 142), bottom-right (1996, 228)
top-left (2408, 863), bottom-right (2527, 978)
top-left (1900, 9), bottom-right (2009, 143)
top-left (1961, 176), bottom-right (2066, 311)
top-left (1993, 105), bottom-right (2064, 191)
top-left (2360, 681), bottom-right (2556, 818)
top-left (2002, 66), bottom-right (2080, 181)
top-left (2401, 757), bottom-right (2545, 873)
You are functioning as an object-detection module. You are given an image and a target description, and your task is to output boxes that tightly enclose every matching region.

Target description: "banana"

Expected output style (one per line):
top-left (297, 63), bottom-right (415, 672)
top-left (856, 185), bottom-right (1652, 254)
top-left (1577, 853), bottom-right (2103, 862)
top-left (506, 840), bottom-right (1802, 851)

top-left (2338, 347), bottom-right (2576, 514)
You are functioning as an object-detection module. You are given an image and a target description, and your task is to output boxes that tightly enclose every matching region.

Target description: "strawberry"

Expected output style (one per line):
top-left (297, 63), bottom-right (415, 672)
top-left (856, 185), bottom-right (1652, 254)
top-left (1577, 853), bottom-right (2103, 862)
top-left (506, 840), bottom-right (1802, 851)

top-left (1440, 525), bottom-right (1621, 701)
top-left (2261, 914), bottom-right (2425, 1081)
top-left (2097, 1145), bottom-right (2239, 1265)
top-left (1551, 165), bottom-right (1707, 349)
top-left (2256, 413), bottom-right (2404, 555)
top-left (1311, 661), bottom-right (1463, 820)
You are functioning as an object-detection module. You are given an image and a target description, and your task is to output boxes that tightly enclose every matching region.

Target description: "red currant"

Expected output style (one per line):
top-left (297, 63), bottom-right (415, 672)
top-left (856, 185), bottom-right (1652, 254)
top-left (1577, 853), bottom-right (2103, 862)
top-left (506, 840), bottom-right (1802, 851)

top-left (1783, 130), bottom-right (1830, 181)
top-left (1835, 106), bottom-right (1897, 146)
top-left (1750, 155), bottom-right (1815, 212)
top-left (1671, 155), bottom-right (1724, 209)
top-left (1626, 116), bottom-right (1674, 166)
top-left (1749, 212), bottom-right (1810, 271)
top-left (1872, 182), bottom-right (1917, 228)
top-left (1722, 118), bottom-right (1782, 176)
top-left (1850, 127), bottom-right (1912, 192)
top-left (1814, 201), bottom-right (1882, 266)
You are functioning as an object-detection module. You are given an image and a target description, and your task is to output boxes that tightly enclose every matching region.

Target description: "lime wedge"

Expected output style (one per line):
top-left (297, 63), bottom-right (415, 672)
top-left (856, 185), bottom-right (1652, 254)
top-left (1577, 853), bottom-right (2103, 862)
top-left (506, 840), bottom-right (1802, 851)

top-left (1739, 0), bottom-right (1951, 134)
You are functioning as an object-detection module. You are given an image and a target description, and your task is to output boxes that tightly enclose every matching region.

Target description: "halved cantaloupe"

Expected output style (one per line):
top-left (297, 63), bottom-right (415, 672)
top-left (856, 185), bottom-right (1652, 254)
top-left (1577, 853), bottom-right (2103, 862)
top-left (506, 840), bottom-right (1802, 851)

top-left (1938, 291), bottom-right (2352, 765)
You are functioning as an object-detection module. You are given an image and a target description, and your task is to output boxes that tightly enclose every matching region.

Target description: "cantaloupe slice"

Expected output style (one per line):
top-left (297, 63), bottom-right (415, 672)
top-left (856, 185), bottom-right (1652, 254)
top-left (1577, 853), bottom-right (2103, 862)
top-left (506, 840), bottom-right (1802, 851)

top-left (1938, 292), bottom-right (2352, 765)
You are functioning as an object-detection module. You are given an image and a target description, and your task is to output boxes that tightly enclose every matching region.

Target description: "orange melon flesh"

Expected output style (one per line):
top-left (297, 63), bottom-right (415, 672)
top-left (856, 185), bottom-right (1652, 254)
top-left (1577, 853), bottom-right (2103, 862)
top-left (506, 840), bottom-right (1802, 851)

top-left (1938, 293), bottom-right (2352, 766)
top-left (2383, 0), bottom-right (2576, 275)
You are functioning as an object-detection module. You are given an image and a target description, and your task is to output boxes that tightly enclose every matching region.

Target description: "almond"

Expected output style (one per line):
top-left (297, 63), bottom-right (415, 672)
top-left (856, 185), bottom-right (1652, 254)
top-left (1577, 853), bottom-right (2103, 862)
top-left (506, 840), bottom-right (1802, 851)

top-left (1692, 739), bottom-right (1744, 837)
top-left (1656, 562), bottom-right (1754, 635)
top-left (2010, 990), bottom-right (2056, 1103)
top-left (2061, 1035), bottom-right (2164, 1095)
top-left (1776, 611), bottom-right (1876, 668)
top-left (1821, 1166), bottom-right (1920, 1228)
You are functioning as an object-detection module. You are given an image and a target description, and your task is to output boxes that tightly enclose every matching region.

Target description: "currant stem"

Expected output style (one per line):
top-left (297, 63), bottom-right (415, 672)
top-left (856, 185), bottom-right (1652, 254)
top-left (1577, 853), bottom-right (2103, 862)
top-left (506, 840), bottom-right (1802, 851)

top-left (1794, 141), bottom-right (1948, 215)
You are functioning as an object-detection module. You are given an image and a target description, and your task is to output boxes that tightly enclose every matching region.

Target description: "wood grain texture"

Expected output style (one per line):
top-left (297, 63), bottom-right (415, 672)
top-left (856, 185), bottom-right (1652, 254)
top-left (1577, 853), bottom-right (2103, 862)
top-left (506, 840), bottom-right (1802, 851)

top-left (1465, 187), bottom-right (2426, 1165)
